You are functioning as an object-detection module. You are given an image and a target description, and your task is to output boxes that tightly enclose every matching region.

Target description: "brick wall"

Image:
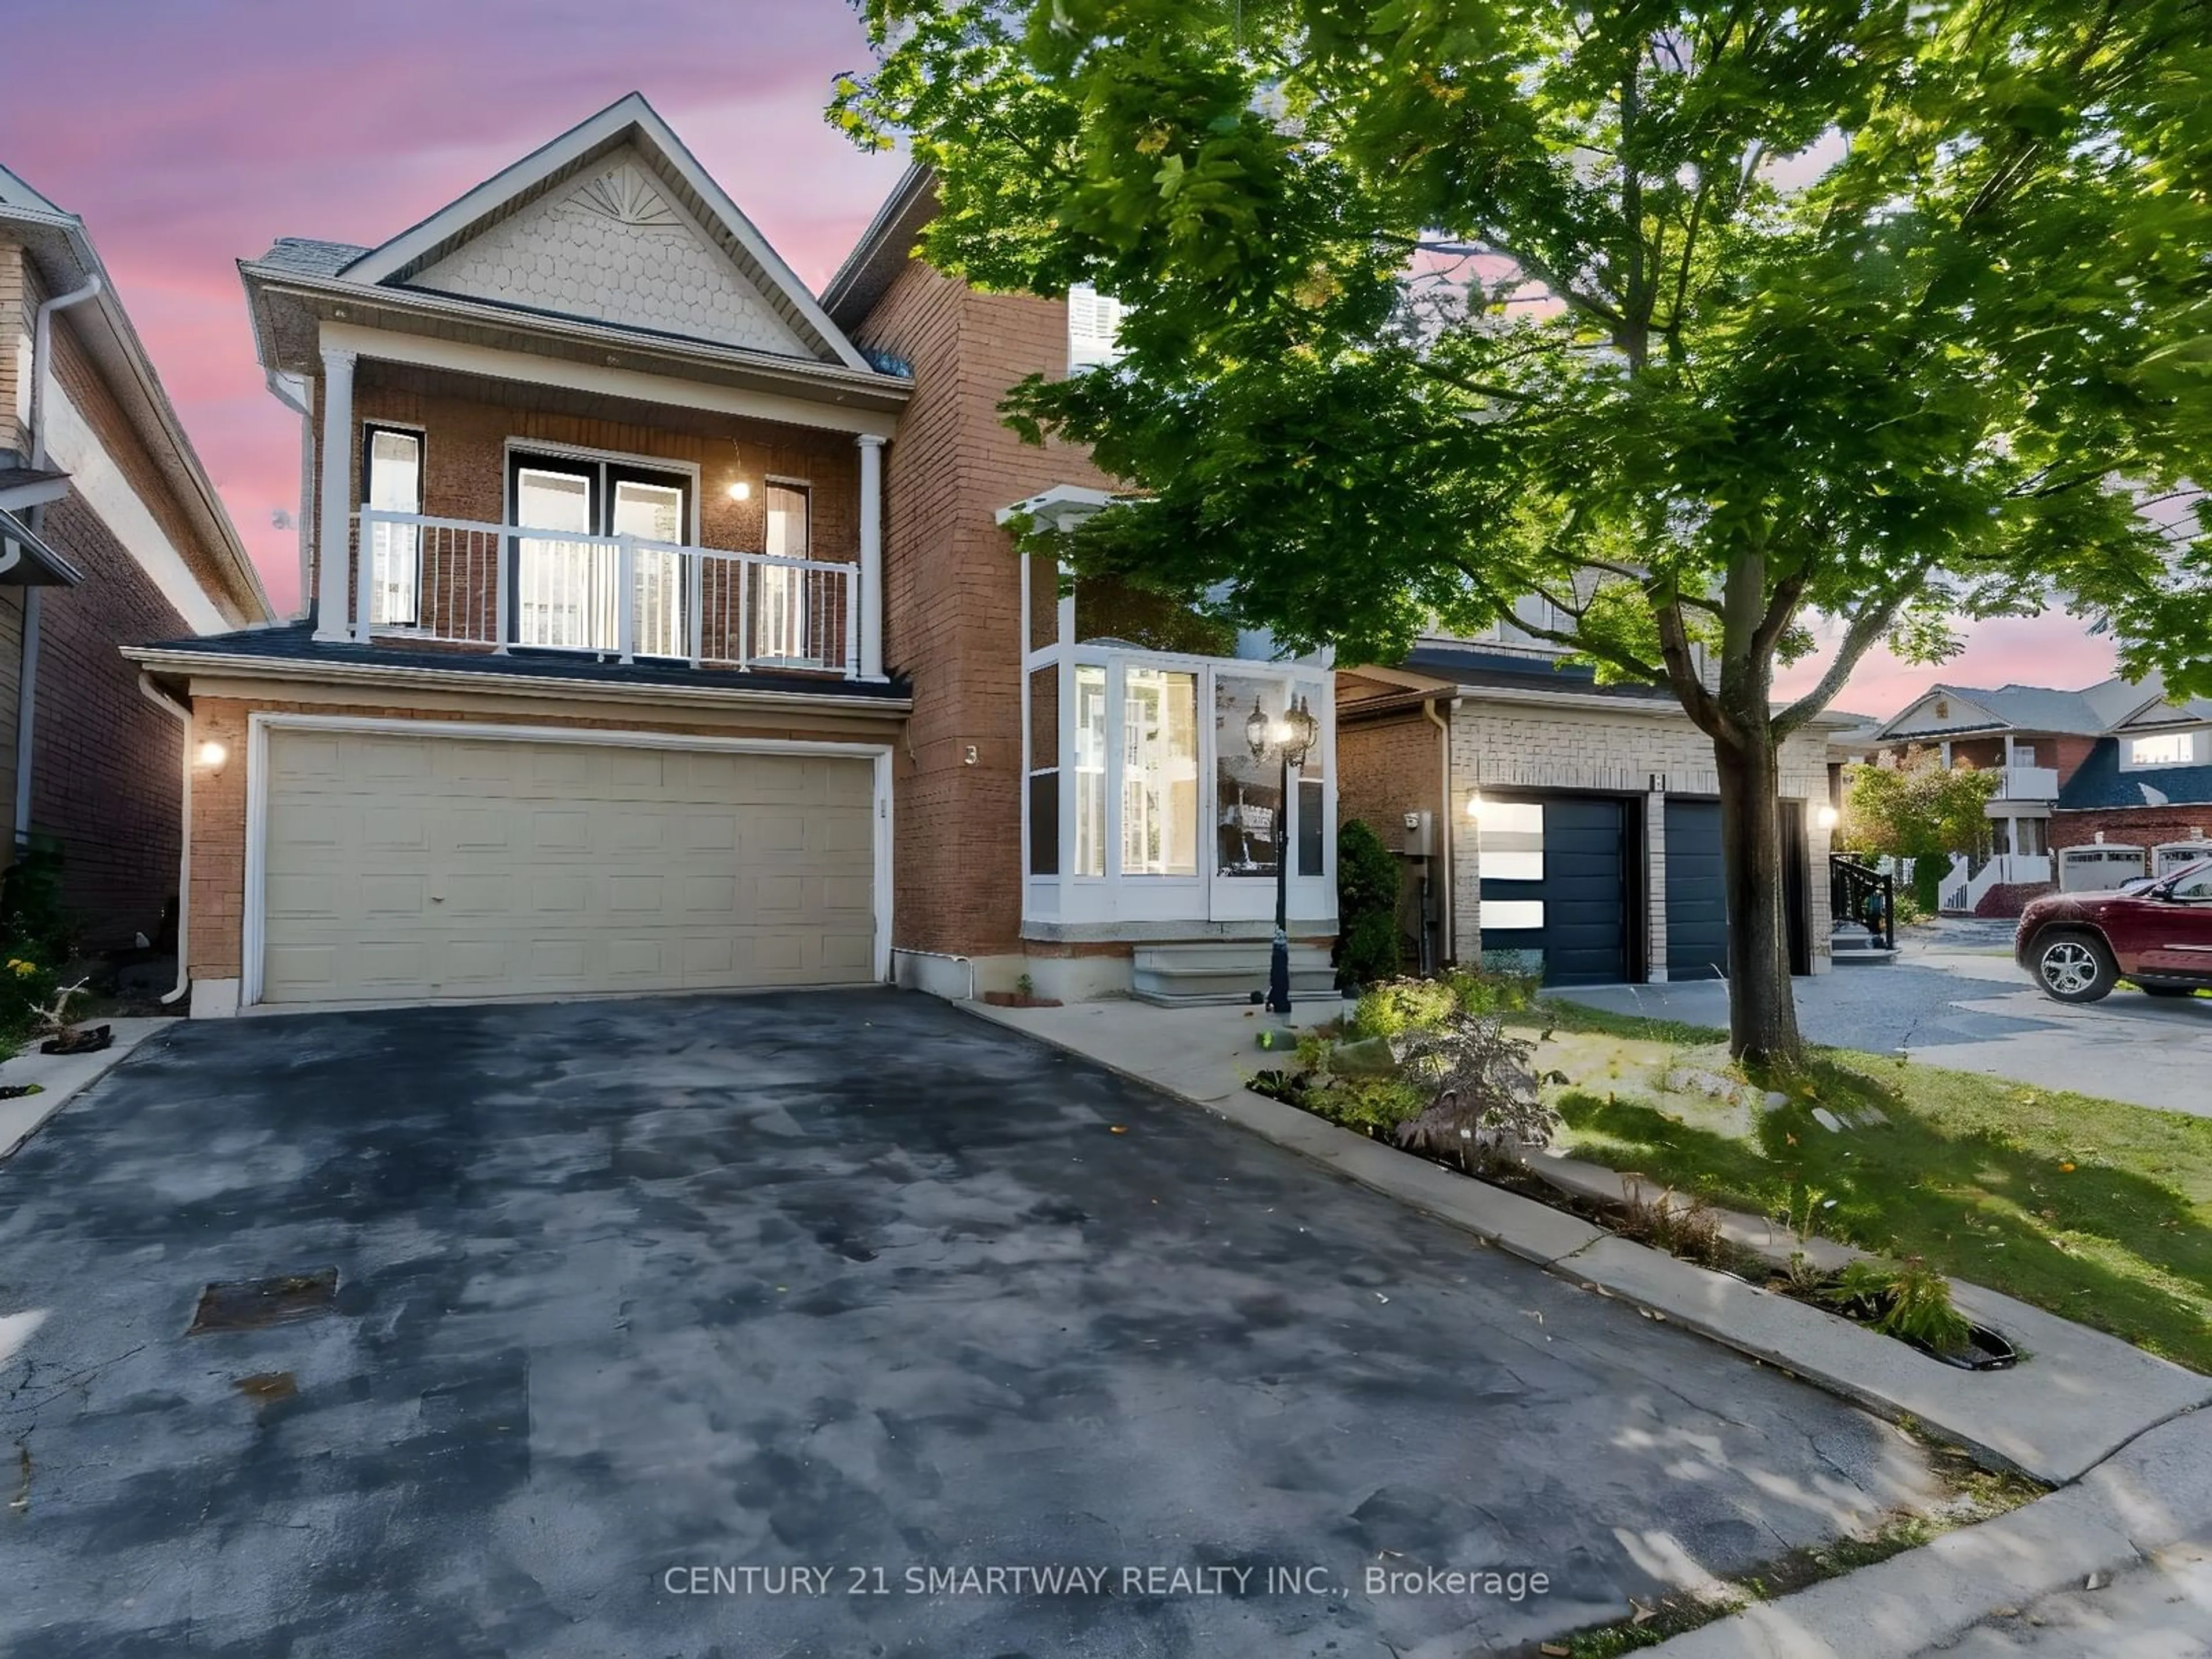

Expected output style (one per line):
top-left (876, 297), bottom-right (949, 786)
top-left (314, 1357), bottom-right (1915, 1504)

top-left (2051, 806), bottom-right (2212, 854)
top-left (852, 262), bottom-right (1113, 959)
top-left (26, 492), bottom-right (195, 946)
top-left (1446, 698), bottom-right (1834, 976)
top-left (1336, 705), bottom-right (1445, 963)
top-left (183, 692), bottom-right (906, 982)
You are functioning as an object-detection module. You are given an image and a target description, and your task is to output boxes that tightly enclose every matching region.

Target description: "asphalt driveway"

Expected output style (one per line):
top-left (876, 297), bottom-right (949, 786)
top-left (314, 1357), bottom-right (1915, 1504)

top-left (1559, 923), bottom-right (2212, 1117)
top-left (1, 991), bottom-right (1940, 1658)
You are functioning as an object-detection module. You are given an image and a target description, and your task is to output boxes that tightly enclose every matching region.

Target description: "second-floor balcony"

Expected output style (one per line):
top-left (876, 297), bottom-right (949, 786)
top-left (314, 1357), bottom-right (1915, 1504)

top-left (1987, 764), bottom-right (2061, 802)
top-left (353, 509), bottom-right (859, 677)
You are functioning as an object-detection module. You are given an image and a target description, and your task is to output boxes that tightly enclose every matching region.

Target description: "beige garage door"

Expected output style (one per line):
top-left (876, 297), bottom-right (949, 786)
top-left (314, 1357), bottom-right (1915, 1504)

top-left (259, 728), bottom-right (877, 1005)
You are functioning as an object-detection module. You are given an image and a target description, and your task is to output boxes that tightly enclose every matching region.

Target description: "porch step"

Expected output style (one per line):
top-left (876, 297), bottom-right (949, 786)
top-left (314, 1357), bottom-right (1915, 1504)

top-left (1830, 923), bottom-right (1900, 967)
top-left (1131, 942), bottom-right (1339, 1007)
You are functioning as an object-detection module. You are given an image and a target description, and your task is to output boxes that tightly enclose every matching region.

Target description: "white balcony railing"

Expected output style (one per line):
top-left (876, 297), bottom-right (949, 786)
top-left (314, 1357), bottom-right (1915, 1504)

top-left (1988, 764), bottom-right (2061, 801)
top-left (352, 509), bottom-right (861, 677)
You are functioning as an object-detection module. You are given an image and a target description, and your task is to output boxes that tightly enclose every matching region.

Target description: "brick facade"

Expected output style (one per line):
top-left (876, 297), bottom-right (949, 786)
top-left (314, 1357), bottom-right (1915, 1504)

top-left (2050, 806), bottom-right (2212, 855)
top-left (0, 241), bottom-right (25, 457)
top-left (1445, 698), bottom-right (1835, 978)
top-left (1336, 702), bottom-right (1446, 964)
top-left (23, 494), bottom-right (195, 946)
top-left (850, 262), bottom-right (1113, 961)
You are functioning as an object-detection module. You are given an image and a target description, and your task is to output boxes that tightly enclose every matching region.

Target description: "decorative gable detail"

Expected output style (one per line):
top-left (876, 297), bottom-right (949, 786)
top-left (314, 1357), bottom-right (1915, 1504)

top-left (410, 149), bottom-right (812, 358)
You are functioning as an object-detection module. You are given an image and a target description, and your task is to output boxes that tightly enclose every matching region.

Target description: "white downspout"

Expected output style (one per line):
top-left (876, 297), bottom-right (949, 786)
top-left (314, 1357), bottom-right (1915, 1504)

top-left (1423, 696), bottom-right (1456, 964)
top-left (16, 274), bottom-right (104, 851)
top-left (266, 370), bottom-right (315, 622)
top-left (135, 673), bottom-right (192, 1005)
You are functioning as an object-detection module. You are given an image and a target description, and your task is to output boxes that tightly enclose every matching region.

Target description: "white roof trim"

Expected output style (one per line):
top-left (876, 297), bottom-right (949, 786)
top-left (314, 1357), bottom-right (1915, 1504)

top-left (1874, 685), bottom-right (2007, 739)
top-left (339, 93), bottom-right (874, 373)
top-left (995, 484), bottom-right (1120, 531)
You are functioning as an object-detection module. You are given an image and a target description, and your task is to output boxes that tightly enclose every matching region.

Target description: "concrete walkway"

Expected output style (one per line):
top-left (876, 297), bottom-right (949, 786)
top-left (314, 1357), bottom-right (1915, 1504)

top-left (1554, 929), bottom-right (2212, 1117)
top-left (0, 1016), bottom-right (171, 1160)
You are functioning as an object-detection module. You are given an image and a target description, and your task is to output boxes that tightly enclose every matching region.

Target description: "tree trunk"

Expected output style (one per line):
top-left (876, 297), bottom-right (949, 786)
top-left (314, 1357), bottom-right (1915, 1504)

top-left (1713, 728), bottom-right (1804, 1069)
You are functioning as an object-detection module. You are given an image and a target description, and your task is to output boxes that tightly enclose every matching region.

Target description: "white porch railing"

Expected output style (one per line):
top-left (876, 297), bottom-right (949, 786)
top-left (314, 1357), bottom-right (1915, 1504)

top-left (1941, 851), bottom-right (2055, 911)
top-left (351, 509), bottom-right (861, 676)
top-left (1988, 764), bottom-right (2061, 801)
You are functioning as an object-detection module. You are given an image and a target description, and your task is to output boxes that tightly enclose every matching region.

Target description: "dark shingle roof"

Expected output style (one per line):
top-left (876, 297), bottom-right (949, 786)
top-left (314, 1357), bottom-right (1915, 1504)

top-left (252, 238), bottom-right (370, 278)
top-left (141, 622), bottom-right (911, 699)
top-left (2056, 737), bottom-right (2212, 811)
top-left (1399, 642), bottom-right (1676, 700)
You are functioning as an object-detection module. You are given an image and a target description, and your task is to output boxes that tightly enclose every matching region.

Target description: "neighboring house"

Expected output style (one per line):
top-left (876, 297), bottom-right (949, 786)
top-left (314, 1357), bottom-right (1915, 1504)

top-left (127, 104), bottom-right (1335, 1017)
top-left (1, 165), bottom-right (271, 952)
top-left (1336, 634), bottom-right (1844, 986)
top-left (823, 167), bottom-right (1339, 1006)
top-left (1857, 677), bottom-right (2210, 910)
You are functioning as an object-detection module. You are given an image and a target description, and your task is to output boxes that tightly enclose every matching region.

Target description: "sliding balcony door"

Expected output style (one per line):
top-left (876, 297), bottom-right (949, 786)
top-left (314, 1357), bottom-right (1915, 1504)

top-left (508, 452), bottom-right (690, 654)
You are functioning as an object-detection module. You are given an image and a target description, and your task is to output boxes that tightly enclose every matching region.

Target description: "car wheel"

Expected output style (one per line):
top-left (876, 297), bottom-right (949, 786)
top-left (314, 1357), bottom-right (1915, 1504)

top-left (2140, 984), bottom-right (2198, 999)
top-left (2034, 932), bottom-right (2116, 1003)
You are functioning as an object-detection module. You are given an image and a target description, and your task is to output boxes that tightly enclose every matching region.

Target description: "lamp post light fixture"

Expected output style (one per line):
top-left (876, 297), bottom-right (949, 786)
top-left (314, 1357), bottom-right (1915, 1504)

top-left (1247, 691), bottom-right (1320, 1014)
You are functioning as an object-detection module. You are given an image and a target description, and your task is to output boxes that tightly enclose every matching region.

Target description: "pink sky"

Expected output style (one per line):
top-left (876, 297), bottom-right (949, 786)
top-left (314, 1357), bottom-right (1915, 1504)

top-left (3, 1), bottom-right (2113, 715)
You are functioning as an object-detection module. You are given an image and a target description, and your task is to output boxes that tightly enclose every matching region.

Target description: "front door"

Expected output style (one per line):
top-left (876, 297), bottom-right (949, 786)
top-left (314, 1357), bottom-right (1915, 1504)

top-left (508, 453), bottom-right (690, 653)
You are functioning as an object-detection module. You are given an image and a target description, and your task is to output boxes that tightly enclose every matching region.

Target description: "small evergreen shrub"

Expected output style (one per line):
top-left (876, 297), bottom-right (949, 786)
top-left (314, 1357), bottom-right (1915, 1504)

top-left (1335, 819), bottom-right (1403, 988)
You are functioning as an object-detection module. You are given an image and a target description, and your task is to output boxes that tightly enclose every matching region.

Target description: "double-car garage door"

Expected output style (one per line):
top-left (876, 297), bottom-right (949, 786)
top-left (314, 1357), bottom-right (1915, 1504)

top-left (257, 728), bottom-right (879, 1006)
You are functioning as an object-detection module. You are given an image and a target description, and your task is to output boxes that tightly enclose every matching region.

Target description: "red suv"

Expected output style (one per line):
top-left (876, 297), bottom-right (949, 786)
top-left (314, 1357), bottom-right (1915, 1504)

top-left (2016, 859), bottom-right (2212, 1003)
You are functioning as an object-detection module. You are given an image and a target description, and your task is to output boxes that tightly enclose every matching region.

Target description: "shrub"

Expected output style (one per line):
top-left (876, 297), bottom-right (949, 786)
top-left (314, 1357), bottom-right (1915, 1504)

top-left (1392, 1012), bottom-right (1562, 1166)
top-left (1305, 1074), bottom-right (1430, 1135)
top-left (1335, 819), bottom-right (1403, 988)
top-left (1353, 976), bottom-right (1459, 1039)
top-left (1441, 967), bottom-right (1539, 1017)
top-left (1825, 1257), bottom-right (1974, 1354)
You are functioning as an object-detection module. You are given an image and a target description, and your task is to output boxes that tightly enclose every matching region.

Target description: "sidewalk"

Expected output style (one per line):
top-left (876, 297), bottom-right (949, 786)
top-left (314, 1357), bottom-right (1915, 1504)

top-left (0, 1017), bottom-right (172, 1161)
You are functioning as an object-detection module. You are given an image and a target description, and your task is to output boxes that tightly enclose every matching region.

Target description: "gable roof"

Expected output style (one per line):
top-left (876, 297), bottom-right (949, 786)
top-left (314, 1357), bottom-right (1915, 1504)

top-left (339, 94), bottom-right (871, 372)
top-left (0, 164), bottom-right (270, 627)
top-left (821, 164), bottom-right (938, 332)
top-left (1875, 675), bottom-right (2183, 741)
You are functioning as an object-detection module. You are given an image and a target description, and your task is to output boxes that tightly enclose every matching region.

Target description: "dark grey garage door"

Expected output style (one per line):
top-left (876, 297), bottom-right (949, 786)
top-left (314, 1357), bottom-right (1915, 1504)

top-left (1665, 797), bottom-right (1729, 980)
top-left (1480, 794), bottom-right (1628, 986)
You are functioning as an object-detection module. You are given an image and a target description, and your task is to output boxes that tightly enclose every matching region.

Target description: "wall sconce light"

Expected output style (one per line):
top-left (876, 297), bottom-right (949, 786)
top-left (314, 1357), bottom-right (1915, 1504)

top-left (727, 480), bottom-right (751, 502)
top-left (1464, 789), bottom-right (1485, 821)
top-left (196, 740), bottom-right (228, 769)
top-left (1815, 803), bottom-right (1840, 831)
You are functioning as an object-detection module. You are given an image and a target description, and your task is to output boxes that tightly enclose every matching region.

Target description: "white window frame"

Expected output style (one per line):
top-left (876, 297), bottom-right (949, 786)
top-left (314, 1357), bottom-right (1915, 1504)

top-left (362, 421), bottom-right (425, 628)
top-left (500, 437), bottom-right (703, 657)
top-left (1017, 553), bottom-right (1336, 931)
top-left (2124, 730), bottom-right (2198, 770)
top-left (1067, 283), bottom-right (1125, 370)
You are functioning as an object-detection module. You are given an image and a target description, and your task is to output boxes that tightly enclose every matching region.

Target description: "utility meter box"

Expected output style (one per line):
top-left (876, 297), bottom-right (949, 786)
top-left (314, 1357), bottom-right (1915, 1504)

top-left (1401, 810), bottom-right (1434, 859)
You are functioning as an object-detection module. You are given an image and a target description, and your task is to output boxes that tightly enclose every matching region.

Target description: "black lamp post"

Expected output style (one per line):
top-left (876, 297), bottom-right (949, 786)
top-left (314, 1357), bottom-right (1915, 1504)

top-left (1246, 691), bottom-right (1320, 1014)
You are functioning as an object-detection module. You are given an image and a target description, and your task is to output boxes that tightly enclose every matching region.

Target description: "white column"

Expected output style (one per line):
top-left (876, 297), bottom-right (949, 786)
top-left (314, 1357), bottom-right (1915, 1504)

top-left (313, 346), bottom-right (358, 643)
top-left (855, 434), bottom-right (887, 680)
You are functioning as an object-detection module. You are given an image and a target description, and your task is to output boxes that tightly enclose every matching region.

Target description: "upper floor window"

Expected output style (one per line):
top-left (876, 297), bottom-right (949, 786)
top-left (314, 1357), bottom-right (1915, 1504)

top-left (2128, 732), bottom-right (2195, 768)
top-left (363, 425), bottom-right (422, 626)
top-left (1068, 284), bottom-right (1124, 370)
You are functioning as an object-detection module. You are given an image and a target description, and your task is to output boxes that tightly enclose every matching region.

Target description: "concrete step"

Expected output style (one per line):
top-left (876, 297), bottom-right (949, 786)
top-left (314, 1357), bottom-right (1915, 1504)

top-left (1831, 932), bottom-right (1900, 966)
top-left (1131, 942), bottom-right (1339, 1007)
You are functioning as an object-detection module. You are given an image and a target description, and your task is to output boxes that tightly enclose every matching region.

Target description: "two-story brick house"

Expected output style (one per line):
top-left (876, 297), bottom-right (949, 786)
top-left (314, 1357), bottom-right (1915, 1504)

top-left (131, 99), bottom-right (1335, 1016)
top-left (2, 164), bottom-right (271, 952)
top-left (1862, 678), bottom-right (2212, 906)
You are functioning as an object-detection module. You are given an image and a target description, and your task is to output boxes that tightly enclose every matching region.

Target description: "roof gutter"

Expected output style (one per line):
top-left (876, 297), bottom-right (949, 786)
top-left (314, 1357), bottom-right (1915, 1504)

top-left (120, 645), bottom-right (915, 718)
top-left (135, 673), bottom-right (194, 1005)
top-left (13, 272), bottom-right (103, 848)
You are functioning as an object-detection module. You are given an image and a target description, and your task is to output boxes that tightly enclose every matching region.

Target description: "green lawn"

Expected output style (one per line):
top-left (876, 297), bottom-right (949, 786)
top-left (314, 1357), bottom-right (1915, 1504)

top-left (1518, 999), bottom-right (2212, 1373)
